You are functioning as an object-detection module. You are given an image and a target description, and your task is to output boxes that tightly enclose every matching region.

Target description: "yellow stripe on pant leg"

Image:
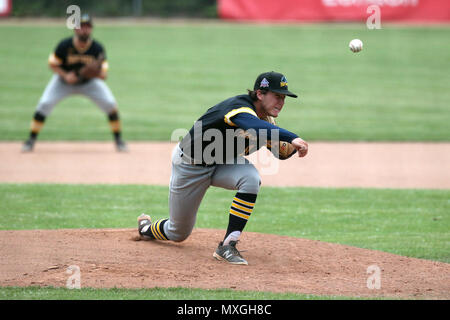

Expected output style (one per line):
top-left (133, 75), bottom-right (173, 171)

top-left (229, 208), bottom-right (250, 220)
top-left (30, 120), bottom-right (44, 133)
top-left (154, 219), bottom-right (168, 240)
top-left (232, 203), bottom-right (253, 213)
top-left (151, 222), bottom-right (163, 240)
top-left (109, 120), bottom-right (121, 132)
top-left (233, 197), bottom-right (255, 208)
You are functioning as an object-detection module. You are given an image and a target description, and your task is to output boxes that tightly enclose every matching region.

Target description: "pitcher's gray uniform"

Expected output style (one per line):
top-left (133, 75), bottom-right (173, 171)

top-left (22, 14), bottom-right (127, 152)
top-left (138, 71), bottom-right (309, 265)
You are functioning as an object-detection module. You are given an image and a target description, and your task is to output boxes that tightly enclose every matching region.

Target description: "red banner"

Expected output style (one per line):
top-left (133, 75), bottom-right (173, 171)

top-left (0, 0), bottom-right (11, 17)
top-left (218, 0), bottom-right (450, 23)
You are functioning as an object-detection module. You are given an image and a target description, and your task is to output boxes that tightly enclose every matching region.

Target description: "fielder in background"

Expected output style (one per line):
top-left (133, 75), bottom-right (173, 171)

top-left (137, 71), bottom-right (308, 265)
top-left (22, 14), bottom-right (127, 152)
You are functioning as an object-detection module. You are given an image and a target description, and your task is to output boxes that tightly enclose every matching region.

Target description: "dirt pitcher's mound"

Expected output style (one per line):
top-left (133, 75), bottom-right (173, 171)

top-left (1, 228), bottom-right (448, 299)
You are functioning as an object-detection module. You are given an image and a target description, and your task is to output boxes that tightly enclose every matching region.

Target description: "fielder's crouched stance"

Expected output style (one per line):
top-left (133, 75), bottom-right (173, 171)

top-left (22, 14), bottom-right (127, 152)
top-left (138, 72), bottom-right (308, 265)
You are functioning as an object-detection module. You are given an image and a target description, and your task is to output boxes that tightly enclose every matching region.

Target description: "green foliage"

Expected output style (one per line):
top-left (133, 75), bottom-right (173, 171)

top-left (10, 0), bottom-right (217, 18)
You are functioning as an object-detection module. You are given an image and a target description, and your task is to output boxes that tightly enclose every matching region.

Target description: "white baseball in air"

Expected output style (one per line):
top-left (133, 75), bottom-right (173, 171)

top-left (349, 39), bottom-right (363, 53)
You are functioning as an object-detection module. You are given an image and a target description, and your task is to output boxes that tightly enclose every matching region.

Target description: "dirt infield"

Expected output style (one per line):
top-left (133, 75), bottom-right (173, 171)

top-left (1, 142), bottom-right (449, 298)
top-left (1, 228), bottom-right (449, 299)
top-left (1, 141), bottom-right (450, 188)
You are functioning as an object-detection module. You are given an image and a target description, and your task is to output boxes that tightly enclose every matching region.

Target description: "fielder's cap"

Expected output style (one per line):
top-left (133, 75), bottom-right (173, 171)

top-left (80, 14), bottom-right (93, 26)
top-left (254, 71), bottom-right (298, 98)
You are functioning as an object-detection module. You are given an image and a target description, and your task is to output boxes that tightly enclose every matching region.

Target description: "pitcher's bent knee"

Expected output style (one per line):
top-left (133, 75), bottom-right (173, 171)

top-left (168, 230), bottom-right (192, 242)
top-left (238, 170), bottom-right (261, 194)
top-left (164, 222), bottom-right (193, 242)
top-left (99, 101), bottom-right (117, 114)
top-left (36, 102), bottom-right (55, 117)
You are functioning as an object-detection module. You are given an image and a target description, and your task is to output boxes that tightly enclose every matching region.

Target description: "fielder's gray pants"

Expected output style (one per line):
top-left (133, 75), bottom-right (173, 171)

top-left (36, 74), bottom-right (117, 116)
top-left (164, 144), bottom-right (261, 242)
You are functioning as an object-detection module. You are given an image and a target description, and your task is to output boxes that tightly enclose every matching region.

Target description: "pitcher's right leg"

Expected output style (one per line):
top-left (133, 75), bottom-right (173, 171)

top-left (138, 145), bottom-right (214, 242)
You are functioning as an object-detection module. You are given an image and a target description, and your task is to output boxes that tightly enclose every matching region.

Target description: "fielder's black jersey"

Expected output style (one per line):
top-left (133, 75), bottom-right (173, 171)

top-left (48, 37), bottom-right (106, 83)
top-left (179, 94), bottom-right (267, 165)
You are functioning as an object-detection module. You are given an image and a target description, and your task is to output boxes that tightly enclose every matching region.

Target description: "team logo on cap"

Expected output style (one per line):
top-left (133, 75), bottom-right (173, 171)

top-left (260, 78), bottom-right (269, 88)
top-left (280, 76), bottom-right (288, 87)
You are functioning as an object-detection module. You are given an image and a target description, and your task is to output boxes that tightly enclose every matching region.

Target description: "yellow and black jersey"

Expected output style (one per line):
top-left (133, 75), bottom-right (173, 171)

top-left (48, 37), bottom-right (108, 81)
top-left (179, 94), bottom-right (299, 165)
top-left (179, 95), bottom-right (265, 164)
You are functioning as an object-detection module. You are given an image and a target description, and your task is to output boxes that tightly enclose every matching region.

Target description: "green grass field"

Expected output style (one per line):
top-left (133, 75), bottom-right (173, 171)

top-left (0, 23), bottom-right (449, 142)
top-left (0, 286), bottom-right (367, 300)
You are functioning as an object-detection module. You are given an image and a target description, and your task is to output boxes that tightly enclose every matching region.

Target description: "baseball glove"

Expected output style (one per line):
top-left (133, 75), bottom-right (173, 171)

top-left (261, 115), bottom-right (297, 160)
top-left (78, 53), bottom-right (104, 81)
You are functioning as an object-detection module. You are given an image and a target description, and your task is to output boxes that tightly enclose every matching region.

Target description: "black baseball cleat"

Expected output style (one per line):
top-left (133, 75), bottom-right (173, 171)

top-left (115, 139), bottom-right (128, 152)
top-left (22, 138), bottom-right (36, 152)
top-left (213, 240), bottom-right (248, 265)
top-left (137, 214), bottom-right (155, 240)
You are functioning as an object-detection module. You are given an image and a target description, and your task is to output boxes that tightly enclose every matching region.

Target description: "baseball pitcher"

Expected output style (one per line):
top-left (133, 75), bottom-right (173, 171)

top-left (137, 71), bottom-right (308, 265)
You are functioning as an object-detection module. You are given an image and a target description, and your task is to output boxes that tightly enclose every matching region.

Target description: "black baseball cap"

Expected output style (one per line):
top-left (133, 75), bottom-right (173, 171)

top-left (254, 71), bottom-right (298, 98)
top-left (80, 14), bottom-right (93, 26)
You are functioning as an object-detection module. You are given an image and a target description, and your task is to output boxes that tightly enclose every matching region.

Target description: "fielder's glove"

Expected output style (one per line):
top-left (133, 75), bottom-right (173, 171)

top-left (78, 53), bottom-right (104, 81)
